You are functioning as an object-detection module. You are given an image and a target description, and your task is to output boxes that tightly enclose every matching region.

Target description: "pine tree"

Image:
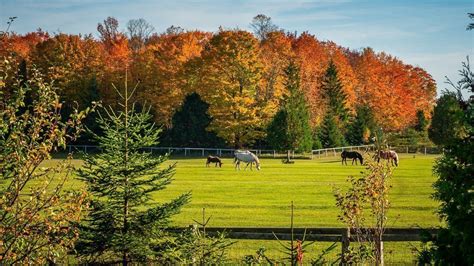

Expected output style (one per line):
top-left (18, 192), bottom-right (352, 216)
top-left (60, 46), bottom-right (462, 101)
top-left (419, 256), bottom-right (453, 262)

top-left (267, 61), bottom-right (312, 162)
top-left (346, 105), bottom-right (376, 145)
top-left (321, 60), bottom-right (350, 125)
top-left (414, 110), bottom-right (428, 132)
top-left (320, 111), bottom-right (346, 148)
top-left (167, 92), bottom-right (224, 147)
top-left (75, 77), bottom-right (101, 144)
top-left (76, 76), bottom-right (191, 264)
top-left (267, 109), bottom-right (288, 149)
top-left (312, 127), bottom-right (323, 150)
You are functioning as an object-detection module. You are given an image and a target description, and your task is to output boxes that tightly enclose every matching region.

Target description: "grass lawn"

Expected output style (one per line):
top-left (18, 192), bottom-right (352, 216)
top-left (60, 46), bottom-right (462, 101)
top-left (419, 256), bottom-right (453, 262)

top-left (45, 153), bottom-right (440, 264)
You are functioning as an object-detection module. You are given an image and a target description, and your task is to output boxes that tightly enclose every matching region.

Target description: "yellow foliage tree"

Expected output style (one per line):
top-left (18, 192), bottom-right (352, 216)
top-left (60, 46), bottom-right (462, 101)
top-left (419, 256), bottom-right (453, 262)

top-left (198, 30), bottom-right (266, 148)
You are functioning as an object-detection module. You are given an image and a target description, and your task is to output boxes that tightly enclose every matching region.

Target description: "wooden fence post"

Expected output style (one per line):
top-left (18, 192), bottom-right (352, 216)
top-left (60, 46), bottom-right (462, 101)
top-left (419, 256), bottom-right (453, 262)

top-left (341, 228), bottom-right (350, 264)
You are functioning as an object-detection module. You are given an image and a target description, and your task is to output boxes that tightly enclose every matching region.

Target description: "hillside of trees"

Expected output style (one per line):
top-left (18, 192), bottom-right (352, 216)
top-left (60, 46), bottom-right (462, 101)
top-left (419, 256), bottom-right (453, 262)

top-left (0, 16), bottom-right (436, 148)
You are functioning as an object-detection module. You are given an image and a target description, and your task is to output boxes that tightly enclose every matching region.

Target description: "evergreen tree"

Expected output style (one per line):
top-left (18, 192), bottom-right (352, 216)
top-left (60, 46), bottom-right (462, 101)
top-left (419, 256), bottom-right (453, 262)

top-left (320, 111), bottom-right (346, 148)
top-left (267, 109), bottom-right (288, 150)
top-left (419, 58), bottom-right (474, 265)
top-left (76, 77), bottom-right (191, 264)
top-left (267, 61), bottom-right (312, 162)
top-left (428, 92), bottom-right (467, 146)
top-left (312, 127), bottom-right (323, 150)
top-left (321, 60), bottom-right (350, 124)
top-left (346, 105), bottom-right (376, 145)
top-left (414, 109), bottom-right (428, 132)
top-left (75, 77), bottom-right (102, 144)
top-left (318, 60), bottom-right (349, 147)
top-left (167, 93), bottom-right (224, 147)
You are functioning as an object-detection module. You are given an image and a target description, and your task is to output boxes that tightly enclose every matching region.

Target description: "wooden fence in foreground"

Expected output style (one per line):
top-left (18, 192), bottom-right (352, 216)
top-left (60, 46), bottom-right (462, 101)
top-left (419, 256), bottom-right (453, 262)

top-left (170, 227), bottom-right (439, 262)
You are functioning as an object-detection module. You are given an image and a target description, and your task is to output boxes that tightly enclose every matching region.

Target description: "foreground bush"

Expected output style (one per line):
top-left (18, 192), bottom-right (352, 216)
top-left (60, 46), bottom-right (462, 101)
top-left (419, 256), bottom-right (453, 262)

top-left (0, 58), bottom-right (93, 264)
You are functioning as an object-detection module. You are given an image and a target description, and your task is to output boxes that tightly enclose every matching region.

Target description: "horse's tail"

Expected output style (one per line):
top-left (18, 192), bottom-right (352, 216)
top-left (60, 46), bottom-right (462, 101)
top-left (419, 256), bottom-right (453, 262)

top-left (394, 152), bottom-right (399, 166)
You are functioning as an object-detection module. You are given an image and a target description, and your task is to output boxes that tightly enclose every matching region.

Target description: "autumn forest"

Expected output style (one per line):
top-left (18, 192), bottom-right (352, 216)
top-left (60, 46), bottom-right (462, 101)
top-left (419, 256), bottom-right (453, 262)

top-left (0, 16), bottom-right (437, 148)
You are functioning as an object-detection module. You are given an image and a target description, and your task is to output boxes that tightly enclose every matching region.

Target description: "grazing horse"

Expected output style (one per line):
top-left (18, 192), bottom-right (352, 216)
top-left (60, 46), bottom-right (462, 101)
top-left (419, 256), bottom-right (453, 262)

top-left (234, 150), bottom-right (261, 171)
top-left (206, 156), bottom-right (223, 167)
top-left (341, 150), bottom-right (364, 165)
top-left (376, 150), bottom-right (399, 166)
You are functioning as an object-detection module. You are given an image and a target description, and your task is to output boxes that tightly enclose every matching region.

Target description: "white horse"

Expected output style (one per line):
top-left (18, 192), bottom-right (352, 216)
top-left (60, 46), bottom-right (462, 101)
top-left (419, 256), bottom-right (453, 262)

top-left (234, 150), bottom-right (261, 171)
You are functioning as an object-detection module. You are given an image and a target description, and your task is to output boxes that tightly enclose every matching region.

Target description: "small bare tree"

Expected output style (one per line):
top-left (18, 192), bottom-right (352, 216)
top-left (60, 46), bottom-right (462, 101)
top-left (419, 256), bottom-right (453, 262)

top-left (166, 25), bottom-right (184, 35)
top-left (334, 154), bottom-right (393, 265)
top-left (97, 16), bottom-right (120, 46)
top-left (250, 14), bottom-right (279, 41)
top-left (126, 18), bottom-right (155, 51)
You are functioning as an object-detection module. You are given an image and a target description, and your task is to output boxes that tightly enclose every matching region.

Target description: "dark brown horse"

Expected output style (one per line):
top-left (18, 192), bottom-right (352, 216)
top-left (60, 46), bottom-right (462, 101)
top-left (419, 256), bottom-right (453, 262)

top-left (341, 151), bottom-right (364, 165)
top-left (206, 156), bottom-right (223, 167)
top-left (375, 150), bottom-right (399, 166)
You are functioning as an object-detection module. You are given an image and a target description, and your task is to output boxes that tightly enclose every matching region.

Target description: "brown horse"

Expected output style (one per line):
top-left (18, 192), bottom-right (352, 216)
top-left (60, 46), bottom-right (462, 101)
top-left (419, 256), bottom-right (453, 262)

top-left (341, 151), bottom-right (364, 165)
top-left (375, 150), bottom-right (399, 166)
top-left (206, 156), bottom-right (223, 167)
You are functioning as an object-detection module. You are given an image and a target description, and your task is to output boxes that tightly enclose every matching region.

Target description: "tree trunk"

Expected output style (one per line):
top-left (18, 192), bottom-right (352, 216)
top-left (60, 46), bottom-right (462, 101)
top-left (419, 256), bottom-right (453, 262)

top-left (123, 71), bottom-right (130, 266)
top-left (234, 135), bottom-right (241, 149)
top-left (286, 150), bottom-right (291, 163)
top-left (375, 232), bottom-right (384, 266)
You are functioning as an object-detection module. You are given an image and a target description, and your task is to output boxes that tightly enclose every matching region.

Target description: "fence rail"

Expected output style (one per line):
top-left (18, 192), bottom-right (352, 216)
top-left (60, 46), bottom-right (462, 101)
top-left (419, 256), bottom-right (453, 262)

top-left (170, 226), bottom-right (438, 242)
top-left (170, 226), bottom-right (439, 262)
top-left (64, 144), bottom-right (440, 158)
top-left (310, 144), bottom-right (375, 158)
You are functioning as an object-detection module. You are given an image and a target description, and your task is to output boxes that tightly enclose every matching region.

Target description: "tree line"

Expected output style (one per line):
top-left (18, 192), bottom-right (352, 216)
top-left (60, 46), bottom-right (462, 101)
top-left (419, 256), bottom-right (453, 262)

top-left (0, 15), bottom-right (436, 149)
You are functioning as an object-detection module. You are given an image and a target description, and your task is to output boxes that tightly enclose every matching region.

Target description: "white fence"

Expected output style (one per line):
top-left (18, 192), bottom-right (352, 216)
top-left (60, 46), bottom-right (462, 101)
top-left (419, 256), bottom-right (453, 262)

top-left (310, 144), bottom-right (375, 159)
top-left (65, 144), bottom-right (440, 159)
top-left (66, 145), bottom-right (277, 157)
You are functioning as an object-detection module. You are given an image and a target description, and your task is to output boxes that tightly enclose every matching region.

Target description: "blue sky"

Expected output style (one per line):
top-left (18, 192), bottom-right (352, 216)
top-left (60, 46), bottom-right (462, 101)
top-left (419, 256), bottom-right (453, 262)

top-left (1, 0), bottom-right (473, 96)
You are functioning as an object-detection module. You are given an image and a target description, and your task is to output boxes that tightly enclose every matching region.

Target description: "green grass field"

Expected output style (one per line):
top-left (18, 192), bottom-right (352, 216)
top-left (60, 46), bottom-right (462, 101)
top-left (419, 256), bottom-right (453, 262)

top-left (46, 154), bottom-right (441, 264)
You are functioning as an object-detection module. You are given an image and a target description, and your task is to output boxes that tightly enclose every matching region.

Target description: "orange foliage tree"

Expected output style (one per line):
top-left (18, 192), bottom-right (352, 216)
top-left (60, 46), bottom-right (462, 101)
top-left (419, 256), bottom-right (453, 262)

top-left (31, 34), bottom-right (105, 106)
top-left (258, 31), bottom-right (294, 115)
top-left (2, 19), bottom-right (437, 144)
top-left (351, 48), bottom-right (436, 131)
top-left (131, 30), bottom-right (209, 126)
